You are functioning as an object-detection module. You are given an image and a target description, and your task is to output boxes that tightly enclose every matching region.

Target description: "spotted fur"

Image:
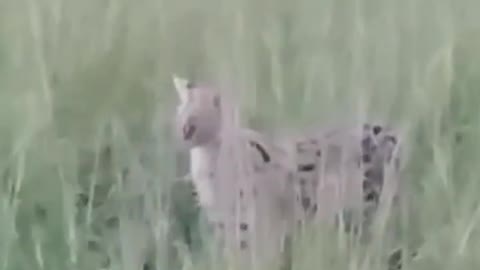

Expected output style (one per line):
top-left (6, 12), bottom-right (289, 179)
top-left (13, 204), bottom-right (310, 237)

top-left (279, 123), bottom-right (402, 233)
top-left (172, 75), bottom-right (295, 268)
top-left (172, 75), bottom-right (405, 268)
top-left (360, 124), bottom-right (401, 228)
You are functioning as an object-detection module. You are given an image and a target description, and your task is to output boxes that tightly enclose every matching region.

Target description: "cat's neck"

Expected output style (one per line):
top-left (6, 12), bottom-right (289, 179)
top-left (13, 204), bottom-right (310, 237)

top-left (190, 139), bottom-right (221, 170)
top-left (188, 137), bottom-right (222, 212)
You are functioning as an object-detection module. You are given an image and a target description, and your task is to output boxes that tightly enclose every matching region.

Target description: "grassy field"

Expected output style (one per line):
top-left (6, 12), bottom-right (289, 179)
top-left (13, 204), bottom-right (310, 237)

top-left (1, 0), bottom-right (480, 269)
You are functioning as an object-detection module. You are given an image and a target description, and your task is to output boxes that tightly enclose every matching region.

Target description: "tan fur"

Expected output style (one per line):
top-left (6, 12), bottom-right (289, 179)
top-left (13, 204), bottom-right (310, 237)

top-left (172, 75), bottom-right (295, 268)
top-left (172, 75), bottom-right (404, 267)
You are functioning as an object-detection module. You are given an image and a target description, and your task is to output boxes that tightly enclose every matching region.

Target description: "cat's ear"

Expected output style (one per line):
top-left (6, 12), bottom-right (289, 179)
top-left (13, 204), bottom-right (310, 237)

top-left (172, 74), bottom-right (190, 102)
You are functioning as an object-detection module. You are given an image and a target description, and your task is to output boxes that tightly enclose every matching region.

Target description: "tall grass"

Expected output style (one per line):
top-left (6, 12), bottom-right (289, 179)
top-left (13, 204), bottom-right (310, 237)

top-left (0, 0), bottom-right (480, 269)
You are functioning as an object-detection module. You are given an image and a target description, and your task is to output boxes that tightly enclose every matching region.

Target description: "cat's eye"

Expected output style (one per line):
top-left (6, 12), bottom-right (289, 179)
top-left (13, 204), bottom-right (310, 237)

top-left (186, 81), bottom-right (195, 89)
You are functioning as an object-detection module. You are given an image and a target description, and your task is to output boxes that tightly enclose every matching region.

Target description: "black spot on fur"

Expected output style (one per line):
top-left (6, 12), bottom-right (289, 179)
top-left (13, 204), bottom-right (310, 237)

top-left (296, 142), bottom-right (307, 152)
top-left (312, 204), bottom-right (318, 213)
top-left (362, 180), bottom-right (372, 191)
top-left (388, 249), bottom-right (403, 270)
top-left (298, 164), bottom-right (316, 172)
top-left (361, 137), bottom-right (377, 161)
top-left (364, 168), bottom-right (384, 185)
top-left (239, 190), bottom-right (244, 198)
top-left (301, 197), bottom-right (311, 210)
top-left (362, 154), bottom-right (371, 163)
top-left (316, 150), bottom-right (322, 156)
top-left (217, 222), bottom-right (225, 229)
top-left (364, 169), bottom-right (373, 179)
top-left (387, 249), bottom-right (419, 270)
top-left (365, 191), bottom-right (378, 202)
top-left (361, 137), bottom-right (372, 150)
top-left (385, 135), bottom-right (398, 144)
top-left (373, 125), bottom-right (383, 135)
top-left (240, 223), bottom-right (248, 231)
top-left (249, 141), bottom-right (271, 163)
top-left (240, 240), bottom-right (248, 249)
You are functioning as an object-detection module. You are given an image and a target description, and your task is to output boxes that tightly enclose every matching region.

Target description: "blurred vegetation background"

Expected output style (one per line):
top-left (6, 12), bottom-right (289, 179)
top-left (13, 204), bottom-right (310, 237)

top-left (0, 0), bottom-right (480, 269)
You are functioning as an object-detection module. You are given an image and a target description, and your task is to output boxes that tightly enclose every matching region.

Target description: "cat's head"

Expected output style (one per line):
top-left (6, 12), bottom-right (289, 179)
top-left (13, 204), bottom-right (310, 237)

top-left (173, 75), bottom-right (222, 148)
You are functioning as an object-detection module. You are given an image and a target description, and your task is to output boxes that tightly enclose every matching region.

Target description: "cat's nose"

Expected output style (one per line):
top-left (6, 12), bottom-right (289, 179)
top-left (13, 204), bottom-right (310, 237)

top-left (183, 123), bottom-right (196, 140)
